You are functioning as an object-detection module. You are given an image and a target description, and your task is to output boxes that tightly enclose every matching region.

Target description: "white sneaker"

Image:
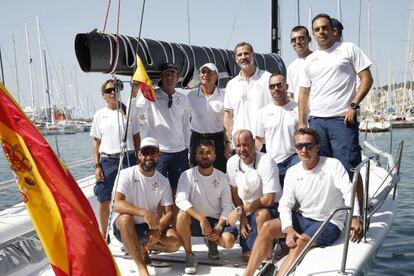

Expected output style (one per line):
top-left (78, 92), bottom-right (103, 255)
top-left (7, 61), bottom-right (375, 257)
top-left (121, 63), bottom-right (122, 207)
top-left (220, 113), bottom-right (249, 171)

top-left (184, 253), bottom-right (198, 274)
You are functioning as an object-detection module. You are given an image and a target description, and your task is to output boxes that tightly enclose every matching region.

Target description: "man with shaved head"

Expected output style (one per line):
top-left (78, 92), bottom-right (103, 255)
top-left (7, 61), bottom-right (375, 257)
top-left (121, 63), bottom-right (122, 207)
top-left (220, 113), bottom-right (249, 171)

top-left (226, 129), bottom-right (282, 260)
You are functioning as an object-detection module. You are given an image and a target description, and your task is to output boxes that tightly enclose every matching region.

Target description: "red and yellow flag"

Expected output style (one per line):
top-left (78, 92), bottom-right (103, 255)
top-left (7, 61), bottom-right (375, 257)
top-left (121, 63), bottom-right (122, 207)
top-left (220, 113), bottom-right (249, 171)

top-left (0, 82), bottom-right (119, 276)
top-left (132, 55), bottom-right (157, 102)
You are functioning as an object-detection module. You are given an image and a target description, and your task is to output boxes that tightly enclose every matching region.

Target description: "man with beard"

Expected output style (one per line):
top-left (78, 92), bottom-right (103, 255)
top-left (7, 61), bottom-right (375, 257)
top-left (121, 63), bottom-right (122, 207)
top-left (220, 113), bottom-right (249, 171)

top-left (176, 139), bottom-right (238, 274)
top-left (113, 137), bottom-right (181, 276)
top-left (244, 128), bottom-right (362, 276)
top-left (224, 42), bottom-right (272, 158)
top-left (226, 129), bottom-right (282, 261)
top-left (256, 73), bottom-right (299, 186)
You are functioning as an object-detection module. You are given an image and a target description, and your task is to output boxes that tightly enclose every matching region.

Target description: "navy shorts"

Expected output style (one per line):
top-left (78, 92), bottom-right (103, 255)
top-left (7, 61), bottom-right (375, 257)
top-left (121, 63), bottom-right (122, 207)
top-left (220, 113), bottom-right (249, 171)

top-left (94, 152), bottom-right (136, 202)
top-left (113, 221), bottom-right (149, 244)
top-left (292, 211), bottom-right (341, 247)
top-left (309, 116), bottom-right (362, 170)
top-left (190, 216), bottom-right (238, 238)
top-left (240, 203), bottom-right (280, 253)
top-left (156, 149), bottom-right (189, 189)
top-left (277, 154), bottom-right (300, 188)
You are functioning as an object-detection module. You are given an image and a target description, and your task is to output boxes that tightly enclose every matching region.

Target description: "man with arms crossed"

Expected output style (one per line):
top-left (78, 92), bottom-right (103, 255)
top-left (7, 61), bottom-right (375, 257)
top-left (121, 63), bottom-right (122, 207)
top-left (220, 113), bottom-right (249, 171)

top-left (244, 128), bottom-right (362, 276)
top-left (226, 129), bottom-right (282, 261)
top-left (176, 139), bottom-right (238, 274)
top-left (113, 137), bottom-right (180, 276)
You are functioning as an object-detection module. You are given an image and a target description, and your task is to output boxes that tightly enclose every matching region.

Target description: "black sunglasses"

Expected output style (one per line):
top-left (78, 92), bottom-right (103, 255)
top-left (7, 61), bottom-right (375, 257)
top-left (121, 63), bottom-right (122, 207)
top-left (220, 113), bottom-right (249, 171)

top-left (104, 87), bottom-right (116, 94)
top-left (290, 36), bottom-right (306, 44)
top-left (269, 82), bottom-right (285, 90)
top-left (295, 143), bottom-right (316, 150)
top-left (140, 149), bottom-right (159, 156)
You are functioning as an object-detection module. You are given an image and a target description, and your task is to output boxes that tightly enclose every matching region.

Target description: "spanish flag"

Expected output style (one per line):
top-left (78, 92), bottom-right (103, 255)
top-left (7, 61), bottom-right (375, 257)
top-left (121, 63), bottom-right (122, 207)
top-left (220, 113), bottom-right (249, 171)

top-left (0, 82), bottom-right (119, 275)
top-left (132, 55), bottom-right (157, 102)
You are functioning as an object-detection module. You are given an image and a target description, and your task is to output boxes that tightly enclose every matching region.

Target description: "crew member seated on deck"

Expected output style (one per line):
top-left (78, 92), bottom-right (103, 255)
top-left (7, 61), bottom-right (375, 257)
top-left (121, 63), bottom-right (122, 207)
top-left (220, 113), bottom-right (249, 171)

top-left (226, 129), bottom-right (282, 261)
top-left (244, 128), bottom-right (363, 276)
top-left (176, 139), bottom-right (238, 274)
top-left (187, 63), bottom-right (227, 173)
top-left (91, 79), bottom-right (140, 238)
top-left (113, 137), bottom-right (180, 276)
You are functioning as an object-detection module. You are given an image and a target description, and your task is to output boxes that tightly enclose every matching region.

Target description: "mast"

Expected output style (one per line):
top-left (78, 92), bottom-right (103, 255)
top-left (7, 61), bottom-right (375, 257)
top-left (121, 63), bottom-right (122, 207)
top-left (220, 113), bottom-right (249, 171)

top-left (12, 34), bottom-right (21, 103)
top-left (36, 16), bottom-right (49, 125)
top-left (43, 50), bottom-right (52, 125)
top-left (271, 0), bottom-right (280, 54)
top-left (0, 47), bottom-right (5, 85)
top-left (25, 23), bottom-right (35, 119)
top-left (403, 0), bottom-right (414, 117)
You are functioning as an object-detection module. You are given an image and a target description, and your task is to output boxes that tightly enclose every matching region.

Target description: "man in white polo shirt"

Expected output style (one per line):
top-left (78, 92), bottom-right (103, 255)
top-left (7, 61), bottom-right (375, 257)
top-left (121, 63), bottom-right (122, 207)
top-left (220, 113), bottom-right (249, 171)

top-left (187, 63), bottom-right (227, 172)
top-left (176, 139), bottom-right (238, 274)
top-left (244, 128), bottom-right (362, 276)
top-left (113, 137), bottom-right (181, 276)
top-left (226, 129), bottom-right (282, 261)
top-left (256, 73), bottom-right (299, 186)
top-left (224, 42), bottom-right (271, 158)
top-left (132, 62), bottom-right (191, 194)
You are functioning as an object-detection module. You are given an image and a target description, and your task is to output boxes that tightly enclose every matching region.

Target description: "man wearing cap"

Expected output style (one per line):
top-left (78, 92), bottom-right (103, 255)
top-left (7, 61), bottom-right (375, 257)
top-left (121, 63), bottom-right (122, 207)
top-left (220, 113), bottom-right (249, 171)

top-left (256, 73), bottom-right (299, 187)
top-left (187, 63), bottom-right (227, 173)
top-left (132, 62), bottom-right (191, 194)
top-left (226, 129), bottom-right (282, 261)
top-left (176, 139), bottom-right (238, 274)
top-left (298, 14), bottom-right (373, 211)
top-left (244, 128), bottom-right (362, 276)
top-left (286, 26), bottom-right (313, 102)
top-left (224, 42), bottom-right (272, 158)
top-left (331, 18), bottom-right (344, 42)
top-left (113, 137), bottom-right (181, 276)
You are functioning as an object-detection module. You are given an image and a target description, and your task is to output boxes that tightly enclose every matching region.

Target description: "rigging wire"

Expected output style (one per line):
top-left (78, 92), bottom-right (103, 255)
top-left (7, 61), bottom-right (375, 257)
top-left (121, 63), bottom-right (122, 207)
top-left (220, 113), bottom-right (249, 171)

top-left (226, 0), bottom-right (243, 49)
top-left (102, 0), bottom-right (112, 33)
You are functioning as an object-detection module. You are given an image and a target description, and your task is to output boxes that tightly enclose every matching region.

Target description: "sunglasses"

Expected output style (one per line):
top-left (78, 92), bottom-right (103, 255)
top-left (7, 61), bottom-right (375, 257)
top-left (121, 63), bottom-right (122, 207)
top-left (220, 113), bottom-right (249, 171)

top-left (290, 36), bottom-right (306, 44)
top-left (294, 143), bottom-right (316, 150)
top-left (104, 87), bottom-right (116, 94)
top-left (269, 82), bottom-right (285, 90)
top-left (140, 149), bottom-right (159, 156)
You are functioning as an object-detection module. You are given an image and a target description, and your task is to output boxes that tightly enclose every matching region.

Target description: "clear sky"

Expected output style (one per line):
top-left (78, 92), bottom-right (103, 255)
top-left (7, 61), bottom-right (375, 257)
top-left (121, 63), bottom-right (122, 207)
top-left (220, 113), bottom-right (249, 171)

top-left (0, 0), bottom-right (412, 118)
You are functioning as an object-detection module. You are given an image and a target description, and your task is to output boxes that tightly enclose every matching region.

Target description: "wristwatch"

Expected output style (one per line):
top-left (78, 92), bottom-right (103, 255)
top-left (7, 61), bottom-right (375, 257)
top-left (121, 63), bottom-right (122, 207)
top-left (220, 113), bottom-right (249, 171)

top-left (235, 206), bottom-right (243, 215)
top-left (350, 102), bottom-right (360, 110)
top-left (93, 162), bottom-right (101, 169)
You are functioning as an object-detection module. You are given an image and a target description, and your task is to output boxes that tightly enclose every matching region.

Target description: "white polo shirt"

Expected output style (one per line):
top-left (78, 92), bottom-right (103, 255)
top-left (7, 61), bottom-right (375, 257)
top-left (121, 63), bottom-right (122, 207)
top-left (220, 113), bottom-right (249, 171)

top-left (115, 166), bottom-right (173, 224)
top-left (298, 42), bottom-right (372, 117)
top-left (224, 68), bottom-right (271, 137)
top-left (175, 167), bottom-right (233, 220)
top-left (280, 157), bottom-right (360, 231)
top-left (133, 88), bottom-right (191, 153)
top-left (256, 101), bottom-right (298, 164)
top-left (90, 107), bottom-right (140, 154)
top-left (227, 151), bottom-right (282, 206)
top-left (287, 57), bottom-right (307, 102)
top-left (187, 87), bottom-right (225, 134)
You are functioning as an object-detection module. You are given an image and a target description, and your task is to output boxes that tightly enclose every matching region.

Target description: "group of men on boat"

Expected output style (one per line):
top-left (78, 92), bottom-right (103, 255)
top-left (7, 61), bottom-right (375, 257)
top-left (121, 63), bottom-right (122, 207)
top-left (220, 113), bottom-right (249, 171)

top-left (90, 13), bottom-right (372, 275)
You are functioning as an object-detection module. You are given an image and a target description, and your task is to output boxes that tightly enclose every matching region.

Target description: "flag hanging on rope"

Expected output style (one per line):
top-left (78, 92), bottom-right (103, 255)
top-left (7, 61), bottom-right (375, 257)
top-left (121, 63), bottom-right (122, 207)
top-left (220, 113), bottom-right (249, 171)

top-left (132, 55), bottom-right (157, 102)
top-left (0, 82), bottom-right (119, 276)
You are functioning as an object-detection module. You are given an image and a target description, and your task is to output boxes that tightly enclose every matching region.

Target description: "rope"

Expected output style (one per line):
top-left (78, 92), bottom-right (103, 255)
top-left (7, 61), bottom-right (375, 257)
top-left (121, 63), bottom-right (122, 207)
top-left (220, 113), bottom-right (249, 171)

top-left (107, 0), bottom-right (121, 74)
top-left (102, 0), bottom-right (112, 33)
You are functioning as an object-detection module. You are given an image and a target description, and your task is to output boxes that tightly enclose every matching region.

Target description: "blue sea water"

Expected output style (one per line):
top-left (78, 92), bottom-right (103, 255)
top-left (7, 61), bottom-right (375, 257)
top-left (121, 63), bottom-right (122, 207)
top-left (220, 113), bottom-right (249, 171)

top-left (0, 130), bottom-right (413, 274)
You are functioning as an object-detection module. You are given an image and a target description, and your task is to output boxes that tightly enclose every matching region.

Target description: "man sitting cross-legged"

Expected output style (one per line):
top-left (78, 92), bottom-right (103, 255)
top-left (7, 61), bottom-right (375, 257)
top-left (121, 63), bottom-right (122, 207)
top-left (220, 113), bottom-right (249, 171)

top-left (244, 128), bottom-right (363, 276)
top-left (176, 139), bottom-right (238, 274)
top-left (113, 137), bottom-right (181, 276)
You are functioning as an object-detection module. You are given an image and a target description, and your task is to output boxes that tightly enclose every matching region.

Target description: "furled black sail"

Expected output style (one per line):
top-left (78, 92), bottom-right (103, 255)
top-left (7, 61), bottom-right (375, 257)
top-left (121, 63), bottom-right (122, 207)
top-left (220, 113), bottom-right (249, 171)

top-left (75, 31), bottom-right (286, 88)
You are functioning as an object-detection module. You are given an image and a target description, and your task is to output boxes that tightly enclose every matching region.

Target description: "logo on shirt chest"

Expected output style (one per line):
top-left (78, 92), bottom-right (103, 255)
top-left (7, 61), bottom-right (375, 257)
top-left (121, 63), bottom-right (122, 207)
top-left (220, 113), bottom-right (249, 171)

top-left (212, 179), bottom-right (219, 188)
top-left (152, 181), bottom-right (159, 190)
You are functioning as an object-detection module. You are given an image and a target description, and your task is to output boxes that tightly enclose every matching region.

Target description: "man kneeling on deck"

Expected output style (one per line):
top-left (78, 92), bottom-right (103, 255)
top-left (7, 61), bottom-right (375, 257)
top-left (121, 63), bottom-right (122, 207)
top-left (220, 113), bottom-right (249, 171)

top-left (244, 128), bottom-right (363, 276)
top-left (113, 137), bottom-right (180, 276)
top-left (176, 139), bottom-right (238, 274)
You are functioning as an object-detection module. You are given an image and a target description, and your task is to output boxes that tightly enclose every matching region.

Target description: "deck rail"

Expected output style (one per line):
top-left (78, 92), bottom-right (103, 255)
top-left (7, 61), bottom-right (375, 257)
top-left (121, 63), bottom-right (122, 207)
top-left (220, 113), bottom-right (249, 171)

top-left (277, 140), bottom-right (404, 276)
